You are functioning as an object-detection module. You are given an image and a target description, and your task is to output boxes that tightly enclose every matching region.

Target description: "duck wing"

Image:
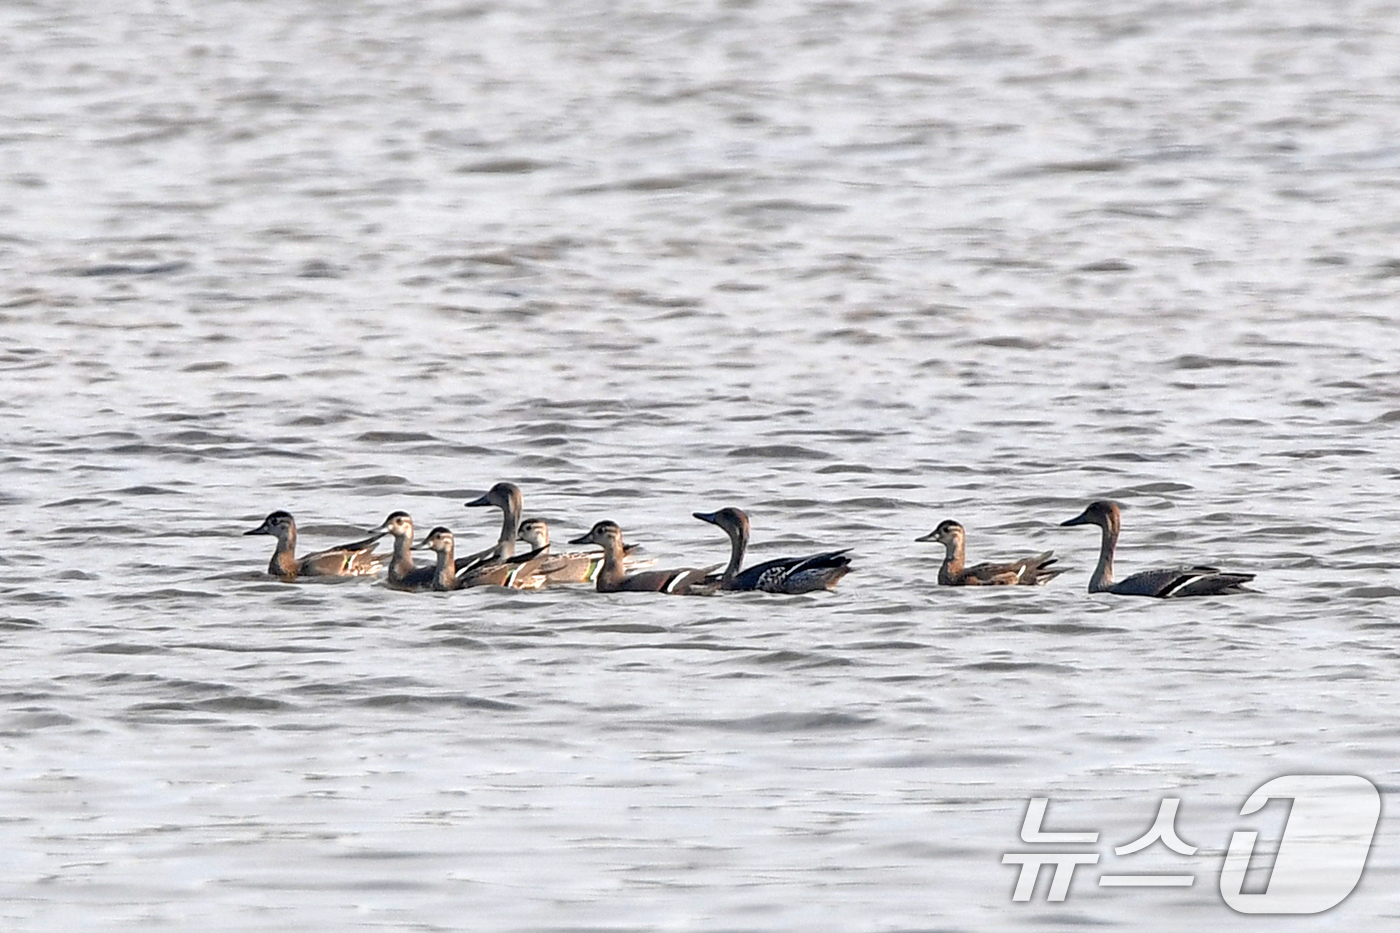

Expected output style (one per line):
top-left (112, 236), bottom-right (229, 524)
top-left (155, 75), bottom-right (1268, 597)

top-left (612, 565), bottom-right (722, 594)
top-left (298, 532), bottom-right (386, 577)
top-left (959, 551), bottom-right (1059, 586)
top-left (1111, 565), bottom-right (1254, 598)
top-left (732, 549), bottom-right (852, 593)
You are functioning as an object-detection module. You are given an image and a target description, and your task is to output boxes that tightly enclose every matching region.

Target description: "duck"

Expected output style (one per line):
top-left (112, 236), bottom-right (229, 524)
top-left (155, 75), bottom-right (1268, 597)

top-left (459, 482), bottom-right (524, 571)
top-left (692, 507), bottom-right (851, 593)
top-left (1060, 500), bottom-right (1255, 597)
top-left (516, 517), bottom-right (655, 585)
top-left (406, 526), bottom-right (460, 591)
top-left (453, 482), bottom-right (549, 588)
top-left (915, 519), bottom-right (1061, 586)
top-left (244, 510), bottom-right (384, 581)
top-left (568, 520), bottom-right (718, 594)
top-left (366, 510), bottom-right (427, 589)
top-left (456, 549), bottom-right (548, 589)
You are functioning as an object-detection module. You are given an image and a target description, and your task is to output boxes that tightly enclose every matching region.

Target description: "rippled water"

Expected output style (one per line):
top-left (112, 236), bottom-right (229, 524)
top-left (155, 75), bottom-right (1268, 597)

top-left (4, 1), bottom-right (1400, 930)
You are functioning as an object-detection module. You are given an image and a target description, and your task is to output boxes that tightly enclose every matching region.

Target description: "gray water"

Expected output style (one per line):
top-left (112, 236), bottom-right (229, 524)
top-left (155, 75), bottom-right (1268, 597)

top-left (3, 1), bottom-right (1400, 930)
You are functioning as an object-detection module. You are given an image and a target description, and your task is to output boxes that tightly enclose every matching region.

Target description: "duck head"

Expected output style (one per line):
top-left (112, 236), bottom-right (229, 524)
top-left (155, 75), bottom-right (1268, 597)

top-left (245, 510), bottom-right (295, 540)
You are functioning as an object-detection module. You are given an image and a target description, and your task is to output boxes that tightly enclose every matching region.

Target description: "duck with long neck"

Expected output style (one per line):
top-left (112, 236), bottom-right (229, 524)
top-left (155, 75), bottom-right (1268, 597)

top-left (914, 519), bottom-right (1060, 586)
top-left (693, 507), bottom-right (851, 593)
top-left (460, 482), bottom-right (523, 570)
top-left (368, 510), bottom-right (421, 588)
top-left (1066, 503), bottom-right (1119, 593)
top-left (244, 510), bottom-right (383, 580)
top-left (568, 520), bottom-right (716, 594)
top-left (706, 508), bottom-right (750, 585)
top-left (1061, 500), bottom-right (1255, 597)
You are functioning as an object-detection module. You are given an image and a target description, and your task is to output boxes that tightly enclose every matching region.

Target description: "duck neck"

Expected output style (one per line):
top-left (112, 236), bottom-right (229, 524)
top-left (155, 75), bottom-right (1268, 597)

top-left (722, 525), bottom-right (748, 584)
top-left (595, 537), bottom-right (627, 589)
top-left (433, 543), bottom-right (456, 591)
top-left (268, 523), bottom-right (302, 574)
top-left (939, 536), bottom-right (964, 585)
top-left (496, 503), bottom-right (519, 560)
top-left (270, 533), bottom-right (298, 578)
top-left (389, 532), bottom-right (416, 580)
top-left (1089, 523), bottom-right (1117, 593)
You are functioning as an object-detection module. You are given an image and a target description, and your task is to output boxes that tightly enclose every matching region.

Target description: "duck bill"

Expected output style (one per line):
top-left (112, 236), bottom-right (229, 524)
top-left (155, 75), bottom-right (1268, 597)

top-left (244, 523), bottom-right (272, 536)
top-left (1060, 510), bottom-right (1092, 527)
top-left (464, 493), bottom-right (491, 508)
top-left (692, 511), bottom-right (718, 525)
top-left (914, 530), bottom-right (940, 542)
top-left (567, 532), bottom-right (595, 546)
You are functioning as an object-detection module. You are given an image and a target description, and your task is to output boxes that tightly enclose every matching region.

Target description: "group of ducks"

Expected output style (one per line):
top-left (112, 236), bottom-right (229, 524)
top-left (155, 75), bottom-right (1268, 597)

top-left (244, 482), bottom-right (853, 595)
top-left (244, 484), bottom-right (1257, 598)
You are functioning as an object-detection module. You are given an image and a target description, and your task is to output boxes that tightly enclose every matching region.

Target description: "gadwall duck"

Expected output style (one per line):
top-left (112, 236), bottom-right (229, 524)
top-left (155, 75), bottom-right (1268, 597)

top-left (366, 510), bottom-right (424, 589)
top-left (568, 520), bottom-right (717, 594)
top-left (244, 510), bottom-right (384, 581)
top-left (915, 519), bottom-right (1061, 586)
top-left (517, 517), bottom-right (654, 585)
top-left (693, 507), bottom-right (851, 593)
top-left (1061, 500), bottom-right (1255, 597)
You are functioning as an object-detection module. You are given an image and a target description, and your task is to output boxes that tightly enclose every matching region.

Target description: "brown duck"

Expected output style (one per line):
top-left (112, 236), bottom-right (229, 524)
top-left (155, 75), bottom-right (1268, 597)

top-left (245, 510), bottom-right (383, 581)
top-left (568, 520), bottom-right (717, 594)
top-left (916, 519), bottom-right (1061, 586)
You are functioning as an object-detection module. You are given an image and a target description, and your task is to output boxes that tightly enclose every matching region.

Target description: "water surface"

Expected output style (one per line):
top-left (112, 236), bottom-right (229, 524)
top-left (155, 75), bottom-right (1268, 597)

top-left (3, 2), bottom-right (1400, 930)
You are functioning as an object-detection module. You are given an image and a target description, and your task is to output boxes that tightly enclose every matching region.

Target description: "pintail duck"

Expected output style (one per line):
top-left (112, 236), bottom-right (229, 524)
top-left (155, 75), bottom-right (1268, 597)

top-left (459, 482), bottom-right (524, 571)
top-left (367, 510), bottom-right (427, 590)
top-left (244, 510), bottom-right (384, 580)
top-left (915, 519), bottom-right (1061, 586)
top-left (517, 517), bottom-right (654, 585)
top-left (455, 483), bottom-right (548, 588)
top-left (693, 507), bottom-right (851, 593)
top-left (456, 550), bottom-right (548, 589)
top-left (1060, 500), bottom-right (1255, 597)
top-left (569, 520), bottom-right (718, 594)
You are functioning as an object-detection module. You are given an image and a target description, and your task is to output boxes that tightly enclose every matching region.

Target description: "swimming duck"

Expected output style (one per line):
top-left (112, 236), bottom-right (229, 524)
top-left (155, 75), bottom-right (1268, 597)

top-left (568, 520), bottom-right (718, 594)
top-left (517, 517), bottom-right (655, 584)
top-left (692, 507), bottom-right (851, 593)
top-left (455, 548), bottom-right (548, 589)
top-left (915, 519), bottom-right (1061, 586)
top-left (366, 510), bottom-right (425, 589)
top-left (407, 526), bottom-right (460, 591)
top-left (459, 482), bottom-right (524, 571)
top-left (1060, 500), bottom-right (1255, 597)
top-left (244, 510), bottom-right (383, 580)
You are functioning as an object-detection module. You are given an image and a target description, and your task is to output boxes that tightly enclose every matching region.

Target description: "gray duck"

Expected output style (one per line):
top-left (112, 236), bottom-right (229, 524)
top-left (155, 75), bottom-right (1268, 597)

top-left (693, 507), bottom-right (851, 593)
top-left (1061, 500), bottom-right (1255, 597)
